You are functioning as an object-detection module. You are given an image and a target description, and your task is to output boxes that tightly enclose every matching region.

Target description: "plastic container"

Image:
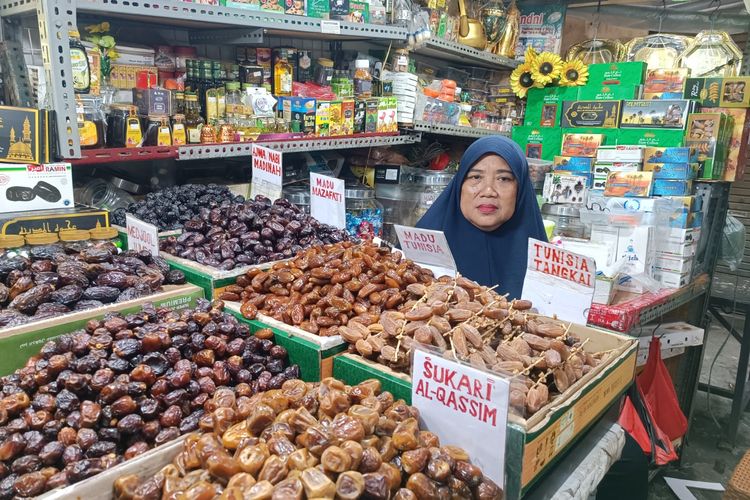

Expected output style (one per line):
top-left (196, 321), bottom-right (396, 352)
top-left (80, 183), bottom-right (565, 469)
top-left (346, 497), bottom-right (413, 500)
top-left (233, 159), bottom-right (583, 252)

top-left (0, 235), bottom-right (29, 259)
top-left (391, 49), bottom-right (410, 72)
top-left (465, 77), bottom-right (488, 92)
top-left (59, 229), bottom-right (92, 253)
top-left (283, 184), bottom-right (311, 214)
top-left (79, 178), bottom-right (136, 212)
top-left (345, 183), bottom-right (383, 240)
top-left (375, 183), bottom-right (418, 243)
top-left (412, 170), bottom-right (453, 221)
top-left (354, 59), bottom-right (373, 99)
top-left (541, 204), bottom-right (587, 238)
top-left (314, 58), bottom-right (335, 87)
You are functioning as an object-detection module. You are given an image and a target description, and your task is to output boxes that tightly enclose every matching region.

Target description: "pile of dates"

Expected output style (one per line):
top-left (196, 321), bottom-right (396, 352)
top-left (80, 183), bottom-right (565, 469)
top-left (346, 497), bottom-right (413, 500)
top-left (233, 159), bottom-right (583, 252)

top-left (160, 196), bottom-right (350, 271)
top-left (0, 299), bottom-right (299, 497)
top-left (115, 377), bottom-right (502, 500)
top-left (342, 277), bottom-right (607, 418)
top-left (0, 244), bottom-right (186, 328)
top-left (112, 184), bottom-right (246, 231)
top-left (236, 242), bottom-right (434, 337)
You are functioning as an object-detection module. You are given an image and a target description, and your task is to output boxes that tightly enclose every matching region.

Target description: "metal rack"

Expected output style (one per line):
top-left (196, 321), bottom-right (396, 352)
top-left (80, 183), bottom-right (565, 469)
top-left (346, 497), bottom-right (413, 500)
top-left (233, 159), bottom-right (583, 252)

top-left (409, 121), bottom-right (509, 139)
top-left (411, 38), bottom-right (519, 70)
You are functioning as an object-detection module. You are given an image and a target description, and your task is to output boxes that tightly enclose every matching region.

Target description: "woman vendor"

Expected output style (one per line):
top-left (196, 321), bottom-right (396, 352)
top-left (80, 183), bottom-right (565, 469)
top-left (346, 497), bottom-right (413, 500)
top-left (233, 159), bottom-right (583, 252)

top-left (416, 135), bottom-right (547, 299)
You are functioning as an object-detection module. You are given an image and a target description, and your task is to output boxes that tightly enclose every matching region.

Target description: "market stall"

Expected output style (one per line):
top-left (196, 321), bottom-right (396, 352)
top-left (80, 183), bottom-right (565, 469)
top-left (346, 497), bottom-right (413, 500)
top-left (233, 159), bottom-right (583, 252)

top-left (0, 0), bottom-right (747, 497)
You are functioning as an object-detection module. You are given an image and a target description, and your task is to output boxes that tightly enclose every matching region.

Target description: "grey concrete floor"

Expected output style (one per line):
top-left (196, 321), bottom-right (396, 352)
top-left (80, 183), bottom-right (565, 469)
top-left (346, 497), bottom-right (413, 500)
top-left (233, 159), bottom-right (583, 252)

top-left (649, 314), bottom-right (750, 499)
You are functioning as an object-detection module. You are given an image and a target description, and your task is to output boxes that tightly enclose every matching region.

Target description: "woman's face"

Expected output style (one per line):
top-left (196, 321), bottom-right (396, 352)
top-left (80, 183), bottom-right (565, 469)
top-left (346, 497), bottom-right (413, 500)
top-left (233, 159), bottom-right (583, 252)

top-left (460, 154), bottom-right (518, 232)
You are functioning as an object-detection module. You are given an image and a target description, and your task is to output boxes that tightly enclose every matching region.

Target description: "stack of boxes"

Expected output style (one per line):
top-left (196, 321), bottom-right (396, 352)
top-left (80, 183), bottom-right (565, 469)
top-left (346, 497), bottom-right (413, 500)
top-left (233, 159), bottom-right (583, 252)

top-left (277, 96), bottom-right (396, 137)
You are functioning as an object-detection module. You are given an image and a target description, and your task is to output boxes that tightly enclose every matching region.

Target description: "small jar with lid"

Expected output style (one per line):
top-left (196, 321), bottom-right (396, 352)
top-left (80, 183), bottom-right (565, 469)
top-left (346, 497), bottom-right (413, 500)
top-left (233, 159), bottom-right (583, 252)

top-left (314, 58), bottom-right (335, 87)
top-left (391, 49), bottom-right (410, 72)
top-left (541, 204), bottom-right (587, 238)
top-left (283, 185), bottom-right (311, 214)
top-left (345, 183), bottom-right (383, 240)
top-left (0, 235), bottom-right (29, 259)
top-left (353, 59), bottom-right (373, 99)
top-left (413, 171), bottom-right (453, 222)
top-left (90, 226), bottom-right (122, 253)
top-left (25, 232), bottom-right (63, 255)
top-left (59, 229), bottom-right (92, 254)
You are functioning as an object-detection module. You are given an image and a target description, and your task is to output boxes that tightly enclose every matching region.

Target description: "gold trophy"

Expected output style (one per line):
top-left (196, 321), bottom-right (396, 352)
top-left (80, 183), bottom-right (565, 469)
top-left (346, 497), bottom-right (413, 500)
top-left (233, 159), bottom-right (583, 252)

top-left (480, 0), bottom-right (506, 54)
top-left (494, 0), bottom-right (519, 57)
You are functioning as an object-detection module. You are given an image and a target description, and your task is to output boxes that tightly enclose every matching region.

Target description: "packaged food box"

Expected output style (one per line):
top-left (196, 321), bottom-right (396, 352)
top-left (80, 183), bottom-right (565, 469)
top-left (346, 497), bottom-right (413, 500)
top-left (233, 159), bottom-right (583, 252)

top-left (713, 107), bottom-right (750, 182)
top-left (592, 176), bottom-right (607, 191)
top-left (660, 226), bottom-right (701, 244)
top-left (561, 100), bottom-right (622, 128)
top-left (577, 83), bottom-right (641, 101)
top-left (554, 171), bottom-right (592, 187)
top-left (333, 324), bottom-right (637, 500)
top-left (365, 98), bottom-right (378, 134)
top-left (553, 155), bottom-right (593, 173)
top-left (347, 0), bottom-right (368, 21)
top-left (643, 68), bottom-right (689, 98)
top-left (315, 101), bottom-right (330, 136)
top-left (260, 0), bottom-right (286, 12)
top-left (654, 254), bottom-right (693, 274)
top-left (620, 99), bottom-right (693, 129)
top-left (0, 205), bottom-right (109, 236)
top-left (285, 0), bottom-right (306, 14)
top-left (560, 133), bottom-right (604, 157)
top-left (669, 210), bottom-right (702, 229)
top-left (596, 145), bottom-right (644, 163)
top-left (220, 0), bottom-right (261, 9)
top-left (656, 239), bottom-right (696, 258)
top-left (653, 269), bottom-right (691, 288)
top-left (604, 171), bottom-right (653, 197)
top-left (652, 179), bottom-right (693, 196)
top-left (561, 127), bottom-right (619, 147)
top-left (354, 100), bottom-right (367, 133)
top-left (587, 61), bottom-right (647, 86)
top-left (720, 77), bottom-right (750, 107)
top-left (542, 173), bottom-right (588, 204)
top-left (685, 112), bottom-right (733, 180)
top-left (643, 163), bottom-right (699, 180)
top-left (328, 100), bottom-right (343, 136)
top-left (593, 162), bottom-right (641, 176)
top-left (663, 195), bottom-right (700, 212)
top-left (643, 147), bottom-right (697, 164)
top-left (0, 162), bottom-right (73, 212)
top-left (683, 77), bottom-right (722, 106)
top-left (524, 86), bottom-right (580, 127)
top-left (341, 99), bottom-right (355, 135)
top-left (279, 97), bottom-right (316, 136)
top-left (306, 0), bottom-right (329, 17)
top-left (616, 128), bottom-right (685, 147)
top-left (511, 126), bottom-right (562, 161)
top-left (0, 106), bottom-right (53, 164)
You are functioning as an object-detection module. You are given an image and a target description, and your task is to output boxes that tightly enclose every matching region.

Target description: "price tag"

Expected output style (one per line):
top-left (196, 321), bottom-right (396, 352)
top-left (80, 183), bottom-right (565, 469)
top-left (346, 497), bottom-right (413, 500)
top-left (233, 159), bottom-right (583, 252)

top-left (309, 172), bottom-right (346, 229)
top-left (125, 214), bottom-right (159, 256)
top-left (394, 225), bottom-right (456, 277)
top-left (250, 144), bottom-right (283, 202)
top-left (320, 20), bottom-right (341, 34)
top-left (412, 346), bottom-right (509, 487)
top-left (521, 238), bottom-right (595, 324)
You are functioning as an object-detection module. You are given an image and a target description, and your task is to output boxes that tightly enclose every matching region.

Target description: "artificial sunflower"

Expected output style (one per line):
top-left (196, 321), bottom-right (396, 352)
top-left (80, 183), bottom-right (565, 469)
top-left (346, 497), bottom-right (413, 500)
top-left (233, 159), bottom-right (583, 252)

top-left (559, 58), bottom-right (589, 87)
top-left (510, 62), bottom-right (538, 98)
top-left (524, 46), bottom-right (539, 64)
top-left (530, 52), bottom-right (562, 86)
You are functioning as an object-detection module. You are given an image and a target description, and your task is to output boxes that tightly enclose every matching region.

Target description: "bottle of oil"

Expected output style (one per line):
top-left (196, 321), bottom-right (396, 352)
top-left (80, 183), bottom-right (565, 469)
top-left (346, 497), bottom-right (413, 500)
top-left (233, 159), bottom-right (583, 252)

top-left (69, 29), bottom-right (91, 94)
top-left (273, 51), bottom-right (293, 96)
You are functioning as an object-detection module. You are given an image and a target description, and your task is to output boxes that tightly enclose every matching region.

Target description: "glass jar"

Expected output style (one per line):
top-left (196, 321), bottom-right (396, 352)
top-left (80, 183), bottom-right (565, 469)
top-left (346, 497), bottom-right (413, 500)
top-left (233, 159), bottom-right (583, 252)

top-left (353, 59), bottom-right (373, 99)
top-left (314, 58), bottom-right (335, 87)
top-left (0, 235), bottom-right (29, 259)
top-left (391, 49), bottom-right (410, 72)
top-left (283, 184), bottom-right (311, 214)
top-left (59, 229), bottom-right (92, 254)
top-left (90, 226), bottom-right (122, 252)
top-left (77, 97), bottom-right (106, 149)
top-left (79, 178), bottom-right (136, 212)
top-left (541, 204), bottom-right (587, 238)
top-left (345, 183), bottom-right (383, 240)
top-left (413, 171), bottom-right (453, 222)
top-left (107, 104), bottom-right (142, 148)
top-left (225, 82), bottom-right (242, 126)
top-left (144, 115), bottom-right (172, 146)
top-left (184, 92), bottom-right (205, 144)
top-left (239, 63), bottom-right (265, 87)
top-left (375, 183), bottom-right (418, 244)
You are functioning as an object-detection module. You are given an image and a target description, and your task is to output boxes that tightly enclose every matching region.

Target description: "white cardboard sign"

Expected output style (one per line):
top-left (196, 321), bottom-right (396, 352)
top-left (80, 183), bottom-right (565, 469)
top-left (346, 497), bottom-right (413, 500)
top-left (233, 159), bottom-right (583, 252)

top-left (521, 238), bottom-right (595, 324)
top-left (394, 225), bottom-right (456, 277)
top-left (320, 20), bottom-right (341, 34)
top-left (250, 144), bottom-right (283, 201)
top-left (309, 172), bottom-right (346, 229)
top-left (125, 214), bottom-right (159, 256)
top-left (412, 347), bottom-right (509, 487)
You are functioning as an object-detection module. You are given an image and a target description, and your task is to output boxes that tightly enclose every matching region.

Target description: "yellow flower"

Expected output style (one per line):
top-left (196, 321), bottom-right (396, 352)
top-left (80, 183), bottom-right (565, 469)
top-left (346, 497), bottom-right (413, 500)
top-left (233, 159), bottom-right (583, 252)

top-left (524, 46), bottom-right (538, 64)
top-left (530, 52), bottom-right (563, 86)
top-left (559, 59), bottom-right (589, 87)
top-left (510, 62), bottom-right (540, 98)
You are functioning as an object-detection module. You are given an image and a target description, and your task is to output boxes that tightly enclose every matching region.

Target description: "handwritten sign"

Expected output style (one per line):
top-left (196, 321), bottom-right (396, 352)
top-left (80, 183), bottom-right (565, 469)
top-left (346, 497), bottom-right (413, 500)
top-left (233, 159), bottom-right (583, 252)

top-left (250, 144), bottom-right (283, 201)
top-left (521, 238), bottom-right (595, 323)
top-left (394, 225), bottom-right (456, 277)
top-left (125, 214), bottom-right (159, 256)
top-left (309, 172), bottom-right (345, 229)
top-left (412, 346), bottom-right (509, 487)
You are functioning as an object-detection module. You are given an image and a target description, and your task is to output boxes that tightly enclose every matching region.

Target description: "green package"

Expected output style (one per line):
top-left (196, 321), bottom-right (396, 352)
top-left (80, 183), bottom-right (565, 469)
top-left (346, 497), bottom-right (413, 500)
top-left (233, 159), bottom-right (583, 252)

top-left (683, 78), bottom-right (723, 107)
top-left (348, 0), bottom-right (369, 22)
top-left (307, 0), bottom-right (329, 17)
top-left (511, 126), bottom-right (562, 161)
top-left (616, 128), bottom-right (685, 147)
top-left (524, 86), bottom-right (580, 128)
top-left (587, 62), bottom-right (647, 86)
top-left (560, 127), bottom-right (618, 146)
top-left (577, 83), bottom-right (640, 101)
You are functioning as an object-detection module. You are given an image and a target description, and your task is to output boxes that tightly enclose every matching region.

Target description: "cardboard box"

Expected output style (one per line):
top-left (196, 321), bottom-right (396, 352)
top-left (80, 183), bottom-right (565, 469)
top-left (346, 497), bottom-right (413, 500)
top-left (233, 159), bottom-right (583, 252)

top-left (133, 88), bottom-right (172, 116)
top-left (643, 163), bottom-right (698, 180)
top-left (0, 162), bottom-right (73, 212)
top-left (588, 62), bottom-right (647, 86)
top-left (225, 302), bottom-right (347, 382)
top-left (329, 0), bottom-right (349, 18)
top-left (328, 101), bottom-right (343, 136)
top-left (561, 100), bottom-right (621, 128)
top-left (524, 86), bottom-right (580, 127)
top-left (683, 77), bottom-right (722, 106)
top-left (315, 101), bottom-right (330, 136)
top-left (260, 0), bottom-right (286, 12)
top-left (685, 112), bottom-right (733, 180)
top-left (0, 284), bottom-right (204, 375)
top-left (354, 100), bottom-right (367, 134)
top-left (285, 0), bottom-right (306, 14)
top-left (577, 83), bottom-right (640, 101)
top-left (220, 0), bottom-right (261, 9)
top-left (655, 254), bottom-right (693, 274)
top-left (593, 162), bottom-right (641, 175)
top-left (511, 126), bottom-right (562, 161)
top-left (542, 173), bottom-right (588, 204)
top-left (560, 132), bottom-right (604, 157)
top-left (591, 224), bottom-right (655, 279)
top-left (553, 156), bottom-right (593, 172)
top-left (597, 145), bottom-right (644, 163)
top-left (592, 176), bottom-right (607, 191)
top-left (604, 171), bottom-right (653, 197)
top-left (342, 99), bottom-right (355, 135)
top-left (653, 269), bottom-right (691, 288)
top-left (0, 205), bottom-right (109, 236)
top-left (333, 324), bottom-right (637, 500)
top-left (656, 239), bottom-right (696, 258)
top-left (643, 68), bottom-right (689, 97)
top-left (714, 107), bottom-right (750, 182)
top-left (0, 106), bottom-right (51, 164)
top-left (306, 0), bottom-right (329, 17)
top-left (347, 0), bottom-right (368, 21)
top-left (720, 77), bottom-right (750, 107)
top-left (669, 210), bottom-right (702, 229)
top-left (620, 99), bottom-right (692, 129)
top-left (365, 99), bottom-right (378, 134)
top-left (663, 195), bottom-right (700, 212)
top-left (280, 97), bottom-right (316, 136)
top-left (643, 147), bottom-right (697, 164)
top-left (616, 128), bottom-right (685, 147)
top-left (659, 226), bottom-right (700, 244)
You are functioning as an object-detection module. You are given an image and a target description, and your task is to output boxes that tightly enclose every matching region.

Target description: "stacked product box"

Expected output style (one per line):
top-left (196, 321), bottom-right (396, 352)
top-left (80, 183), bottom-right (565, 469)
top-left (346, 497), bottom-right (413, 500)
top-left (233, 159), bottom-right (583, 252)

top-left (684, 112), bottom-right (735, 180)
top-left (652, 227), bottom-right (701, 288)
top-left (524, 86), bottom-right (581, 127)
top-left (590, 224), bottom-right (655, 293)
top-left (642, 146), bottom-right (699, 197)
top-left (552, 155), bottom-right (593, 188)
top-left (512, 126), bottom-right (562, 160)
top-left (595, 145), bottom-right (644, 192)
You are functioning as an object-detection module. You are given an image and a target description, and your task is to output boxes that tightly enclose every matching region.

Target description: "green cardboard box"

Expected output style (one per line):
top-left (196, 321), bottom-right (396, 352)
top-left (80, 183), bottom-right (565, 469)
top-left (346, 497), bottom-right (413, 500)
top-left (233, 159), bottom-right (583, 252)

top-left (560, 127), bottom-right (618, 146)
top-left (512, 126), bottom-right (562, 161)
top-left (226, 302), bottom-right (348, 382)
top-left (0, 284), bottom-right (204, 375)
top-left (333, 323), bottom-right (637, 500)
top-left (587, 62), bottom-right (647, 87)
top-left (561, 100), bottom-right (622, 129)
top-left (524, 86), bottom-right (580, 127)
top-left (616, 128), bottom-right (685, 147)
top-left (577, 83), bottom-right (641, 101)
top-left (686, 111), bottom-right (733, 180)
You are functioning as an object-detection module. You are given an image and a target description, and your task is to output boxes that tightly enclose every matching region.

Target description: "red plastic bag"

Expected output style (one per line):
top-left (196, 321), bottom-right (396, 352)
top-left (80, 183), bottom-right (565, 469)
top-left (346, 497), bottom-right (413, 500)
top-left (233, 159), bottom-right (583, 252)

top-left (637, 336), bottom-right (688, 441)
top-left (618, 384), bottom-right (679, 465)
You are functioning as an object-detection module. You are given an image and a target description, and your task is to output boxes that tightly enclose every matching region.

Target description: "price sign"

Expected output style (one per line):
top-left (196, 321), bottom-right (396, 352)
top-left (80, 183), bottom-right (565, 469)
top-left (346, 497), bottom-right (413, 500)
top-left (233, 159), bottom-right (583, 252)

top-left (394, 225), bottom-right (456, 277)
top-left (250, 144), bottom-right (283, 201)
top-left (320, 20), bottom-right (341, 34)
top-left (412, 346), bottom-right (509, 487)
top-left (125, 214), bottom-right (159, 256)
top-left (521, 238), bottom-right (595, 324)
top-left (309, 172), bottom-right (346, 229)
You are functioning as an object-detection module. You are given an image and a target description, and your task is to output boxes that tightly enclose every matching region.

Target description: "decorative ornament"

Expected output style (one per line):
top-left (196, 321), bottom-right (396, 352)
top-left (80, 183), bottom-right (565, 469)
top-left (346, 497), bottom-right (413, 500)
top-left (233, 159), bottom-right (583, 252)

top-left (494, 0), bottom-right (520, 59)
top-left (510, 62), bottom-right (538, 98)
top-left (559, 59), bottom-right (589, 87)
top-left (530, 52), bottom-right (562, 86)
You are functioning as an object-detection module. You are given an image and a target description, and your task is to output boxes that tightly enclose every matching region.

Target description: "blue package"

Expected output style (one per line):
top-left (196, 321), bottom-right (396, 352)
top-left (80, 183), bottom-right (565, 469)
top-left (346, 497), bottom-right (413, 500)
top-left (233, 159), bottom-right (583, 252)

top-left (643, 147), bottom-right (698, 164)
top-left (553, 156), bottom-right (593, 173)
top-left (653, 179), bottom-right (693, 196)
top-left (644, 163), bottom-right (699, 180)
top-left (669, 210), bottom-right (703, 228)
